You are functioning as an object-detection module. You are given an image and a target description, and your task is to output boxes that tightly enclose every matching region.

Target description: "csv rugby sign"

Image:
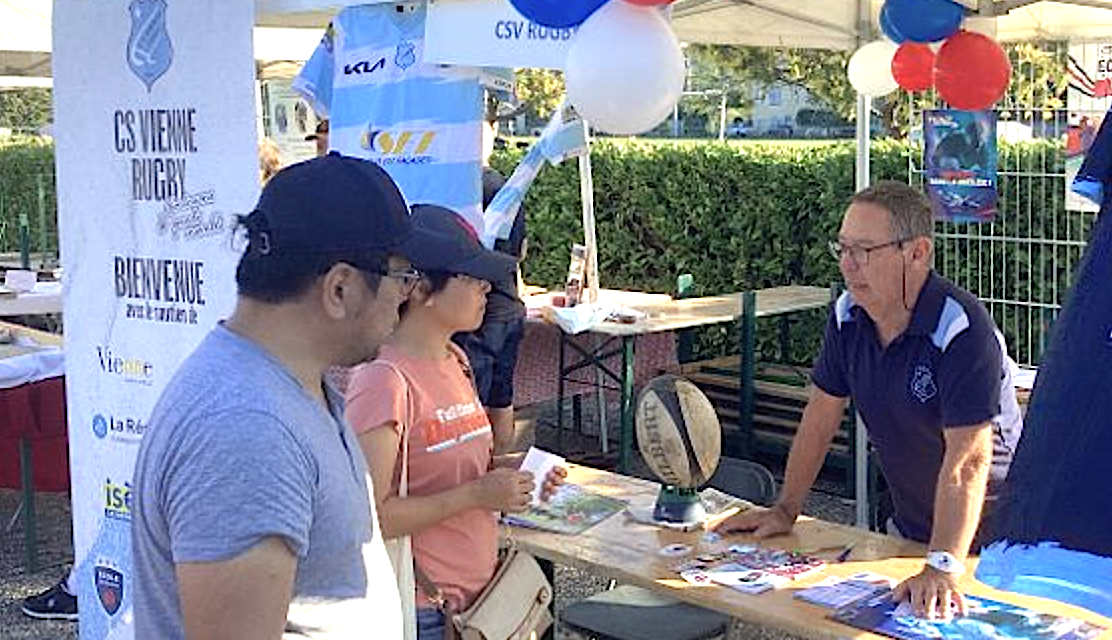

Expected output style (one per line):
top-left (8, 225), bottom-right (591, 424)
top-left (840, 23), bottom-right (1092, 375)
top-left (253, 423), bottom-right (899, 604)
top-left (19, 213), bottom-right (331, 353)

top-left (425, 0), bottom-right (575, 70)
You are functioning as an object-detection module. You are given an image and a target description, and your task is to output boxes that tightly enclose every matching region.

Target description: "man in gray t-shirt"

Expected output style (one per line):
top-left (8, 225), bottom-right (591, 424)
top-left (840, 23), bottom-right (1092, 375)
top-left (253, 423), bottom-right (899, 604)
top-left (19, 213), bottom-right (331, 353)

top-left (132, 155), bottom-right (456, 638)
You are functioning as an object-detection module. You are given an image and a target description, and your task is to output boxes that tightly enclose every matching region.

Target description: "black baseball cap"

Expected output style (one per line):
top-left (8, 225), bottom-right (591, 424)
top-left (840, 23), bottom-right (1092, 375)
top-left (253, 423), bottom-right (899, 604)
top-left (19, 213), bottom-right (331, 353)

top-left (305, 119), bottom-right (329, 141)
top-left (241, 153), bottom-right (450, 268)
top-left (409, 204), bottom-right (516, 283)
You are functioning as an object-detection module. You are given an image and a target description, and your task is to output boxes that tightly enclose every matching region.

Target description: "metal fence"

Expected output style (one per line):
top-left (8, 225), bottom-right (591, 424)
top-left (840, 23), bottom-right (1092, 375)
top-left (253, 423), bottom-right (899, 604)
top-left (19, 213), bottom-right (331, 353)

top-left (908, 41), bottom-right (1096, 366)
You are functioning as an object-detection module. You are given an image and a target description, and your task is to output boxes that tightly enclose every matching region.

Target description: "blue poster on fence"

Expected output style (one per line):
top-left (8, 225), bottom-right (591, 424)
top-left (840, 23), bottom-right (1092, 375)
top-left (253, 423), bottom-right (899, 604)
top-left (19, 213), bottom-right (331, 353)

top-left (924, 109), bottom-right (998, 222)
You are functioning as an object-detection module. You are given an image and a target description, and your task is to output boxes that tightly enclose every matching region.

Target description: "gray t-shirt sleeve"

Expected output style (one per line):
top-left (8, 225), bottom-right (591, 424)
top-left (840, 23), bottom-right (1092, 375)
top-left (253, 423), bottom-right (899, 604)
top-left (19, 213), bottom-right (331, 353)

top-left (159, 409), bottom-right (317, 563)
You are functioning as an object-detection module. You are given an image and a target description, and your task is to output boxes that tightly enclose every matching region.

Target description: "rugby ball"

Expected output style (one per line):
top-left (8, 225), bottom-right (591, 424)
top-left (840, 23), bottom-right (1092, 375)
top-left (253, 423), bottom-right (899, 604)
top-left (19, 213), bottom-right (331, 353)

top-left (635, 375), bottom-right (721, 488)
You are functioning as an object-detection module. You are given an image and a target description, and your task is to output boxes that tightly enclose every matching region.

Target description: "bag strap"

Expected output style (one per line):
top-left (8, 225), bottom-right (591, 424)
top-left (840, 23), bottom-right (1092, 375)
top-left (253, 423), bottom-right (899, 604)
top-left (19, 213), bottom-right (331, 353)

top-left (379, 357), bottom-right (455, 613)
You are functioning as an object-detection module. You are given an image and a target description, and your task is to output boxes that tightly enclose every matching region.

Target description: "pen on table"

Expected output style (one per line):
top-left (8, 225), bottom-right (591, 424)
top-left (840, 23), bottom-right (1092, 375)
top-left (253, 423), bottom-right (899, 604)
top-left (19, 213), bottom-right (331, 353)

top-left (835, 541), bottom-right (857, 563)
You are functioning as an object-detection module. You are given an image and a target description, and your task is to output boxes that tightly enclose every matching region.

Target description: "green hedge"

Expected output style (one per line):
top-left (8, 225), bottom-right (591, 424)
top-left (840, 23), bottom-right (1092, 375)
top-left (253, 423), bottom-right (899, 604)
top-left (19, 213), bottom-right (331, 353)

top-left (492, 139), bottom-right (912, 362)
top-left (0, 138), bottom-right (57, 259)
top-left (0, 138), bottom-right (1084, 364)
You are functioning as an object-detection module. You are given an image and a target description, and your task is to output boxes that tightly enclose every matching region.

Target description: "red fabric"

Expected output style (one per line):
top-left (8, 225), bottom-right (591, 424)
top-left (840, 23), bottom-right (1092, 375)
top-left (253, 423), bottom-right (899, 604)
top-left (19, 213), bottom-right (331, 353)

top-left (0, 376), bottom-right (70, 492)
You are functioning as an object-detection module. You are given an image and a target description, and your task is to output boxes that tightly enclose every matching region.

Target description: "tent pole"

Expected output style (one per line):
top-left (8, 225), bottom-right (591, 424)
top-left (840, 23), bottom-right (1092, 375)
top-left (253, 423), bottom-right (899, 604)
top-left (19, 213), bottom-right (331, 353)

top-left (579, 135), bottom-right (599, 305)
top-left (853, 0), bottom-right (872, 531)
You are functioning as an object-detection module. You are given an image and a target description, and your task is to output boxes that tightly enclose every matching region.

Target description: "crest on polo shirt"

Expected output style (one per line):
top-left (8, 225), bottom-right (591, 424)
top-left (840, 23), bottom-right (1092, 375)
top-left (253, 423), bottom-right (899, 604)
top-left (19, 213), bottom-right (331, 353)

top-left (910, 365), bottom-right (937, 403)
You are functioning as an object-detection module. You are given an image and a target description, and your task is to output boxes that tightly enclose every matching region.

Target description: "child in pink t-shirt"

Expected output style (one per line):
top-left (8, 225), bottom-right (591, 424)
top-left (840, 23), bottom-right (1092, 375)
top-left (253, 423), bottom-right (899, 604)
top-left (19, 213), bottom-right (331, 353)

top-left (346, 204), bottom-right (563, 640)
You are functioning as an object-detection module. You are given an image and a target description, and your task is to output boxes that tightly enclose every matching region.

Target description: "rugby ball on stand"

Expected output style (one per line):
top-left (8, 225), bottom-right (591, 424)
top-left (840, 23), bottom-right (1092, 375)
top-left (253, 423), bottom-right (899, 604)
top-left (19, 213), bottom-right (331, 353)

top-left (636, 375), bottom-right (722, 523)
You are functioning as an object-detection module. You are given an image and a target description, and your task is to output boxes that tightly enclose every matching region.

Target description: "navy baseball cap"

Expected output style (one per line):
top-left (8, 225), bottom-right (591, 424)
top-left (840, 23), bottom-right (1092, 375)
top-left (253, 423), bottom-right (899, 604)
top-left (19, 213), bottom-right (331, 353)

top-left (241, 153), bottom-right (449, 267)
top-left (305, 119), bottom-right (329, 141)
top-left (409, 204), bottom-right (516, 283)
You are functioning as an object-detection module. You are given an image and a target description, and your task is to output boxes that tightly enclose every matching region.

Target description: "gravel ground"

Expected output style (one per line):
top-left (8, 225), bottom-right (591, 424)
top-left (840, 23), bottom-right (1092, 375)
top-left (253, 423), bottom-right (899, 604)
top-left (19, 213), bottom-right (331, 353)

top-left (0, 397), bottom-right (858, 640)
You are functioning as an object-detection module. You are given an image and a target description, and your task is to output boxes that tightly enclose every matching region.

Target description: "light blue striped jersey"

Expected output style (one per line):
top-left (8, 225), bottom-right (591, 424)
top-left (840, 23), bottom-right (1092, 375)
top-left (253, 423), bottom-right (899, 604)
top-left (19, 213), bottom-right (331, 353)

top-left (294, 4), bottom-right (484, 229)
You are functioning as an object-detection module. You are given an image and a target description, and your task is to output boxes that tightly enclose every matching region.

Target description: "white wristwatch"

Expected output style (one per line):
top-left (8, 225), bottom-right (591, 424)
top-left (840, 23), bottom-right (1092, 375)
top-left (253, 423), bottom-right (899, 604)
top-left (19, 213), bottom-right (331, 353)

top-left (925, 550), bottom-right (966, 576)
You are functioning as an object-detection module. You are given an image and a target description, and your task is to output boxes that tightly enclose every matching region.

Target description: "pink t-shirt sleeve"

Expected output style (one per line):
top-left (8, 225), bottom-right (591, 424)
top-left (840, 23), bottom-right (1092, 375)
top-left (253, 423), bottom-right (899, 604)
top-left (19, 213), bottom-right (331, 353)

top-left (345, 361), bottom-right (407, 436)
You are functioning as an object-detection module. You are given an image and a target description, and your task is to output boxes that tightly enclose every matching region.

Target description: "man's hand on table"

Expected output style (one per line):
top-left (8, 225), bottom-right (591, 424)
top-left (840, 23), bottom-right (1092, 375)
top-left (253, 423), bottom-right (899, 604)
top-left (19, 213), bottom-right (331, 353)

top-left (893, 566), bottom-right (966, 620)
top-left (711, 503), bottom-right (796, 538)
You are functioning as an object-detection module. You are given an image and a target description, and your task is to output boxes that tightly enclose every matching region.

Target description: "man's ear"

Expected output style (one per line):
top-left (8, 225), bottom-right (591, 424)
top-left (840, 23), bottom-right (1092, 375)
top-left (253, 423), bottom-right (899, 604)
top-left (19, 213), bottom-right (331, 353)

top-left (909, 236), bottom-right (934, 267)
top-left (319, 262), bottom-right (361, 320)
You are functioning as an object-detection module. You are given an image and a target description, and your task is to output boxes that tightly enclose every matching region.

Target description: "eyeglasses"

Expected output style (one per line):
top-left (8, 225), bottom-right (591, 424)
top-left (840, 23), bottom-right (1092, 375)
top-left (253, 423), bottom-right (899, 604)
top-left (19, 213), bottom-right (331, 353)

top-left (827, 238), bottom-right (908, 266)
top-left (383, 266), bottom-right (422, 294)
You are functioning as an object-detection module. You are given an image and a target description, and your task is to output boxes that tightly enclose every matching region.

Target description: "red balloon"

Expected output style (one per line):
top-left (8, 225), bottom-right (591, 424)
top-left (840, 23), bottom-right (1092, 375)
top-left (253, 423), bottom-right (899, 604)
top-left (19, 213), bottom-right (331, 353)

top-left (891, 43), bottom-right (935, 92)
top-left (934, 31), bottom-right (1011, 110)
top-left (622, 0), bottom-right (675, 5)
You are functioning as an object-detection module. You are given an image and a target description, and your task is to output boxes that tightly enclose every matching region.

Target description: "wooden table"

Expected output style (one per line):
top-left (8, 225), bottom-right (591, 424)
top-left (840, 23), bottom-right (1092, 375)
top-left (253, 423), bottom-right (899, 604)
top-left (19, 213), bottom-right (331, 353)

top-left (541, 286), bottom-right (832, 471)
top-left (508, 466), bottom-right (1112, 640)
top-left (0, 283), bottom-right (63, 316)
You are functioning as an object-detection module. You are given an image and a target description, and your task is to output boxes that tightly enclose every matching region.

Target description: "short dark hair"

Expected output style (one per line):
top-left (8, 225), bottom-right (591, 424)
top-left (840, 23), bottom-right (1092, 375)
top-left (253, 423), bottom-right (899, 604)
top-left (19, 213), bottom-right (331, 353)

top-left (851, 181), bottom-right (934, 241)
top-left (233, 216), bottom-right (388, 303)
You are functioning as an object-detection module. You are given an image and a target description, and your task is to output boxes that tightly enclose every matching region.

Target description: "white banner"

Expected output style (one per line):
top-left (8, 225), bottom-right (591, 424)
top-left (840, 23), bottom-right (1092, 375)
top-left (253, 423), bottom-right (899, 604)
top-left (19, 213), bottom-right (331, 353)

top-left (1066, 42), bottom-right (1112, 212)
top-left (425, 0), bottom-right (576, 70)
top-left (53, 0), bottom-right (255, 637)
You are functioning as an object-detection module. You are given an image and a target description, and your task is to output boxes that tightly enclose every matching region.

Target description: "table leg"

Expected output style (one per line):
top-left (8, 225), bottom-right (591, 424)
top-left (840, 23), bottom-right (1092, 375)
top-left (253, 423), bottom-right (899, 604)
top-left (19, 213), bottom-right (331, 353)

top-left (20, 438), bottom-right (37, 572)
top-left (557, 333), bottom-right (567, 453)
top-left (540, 557), bottom-right (556, 640)
top-left (738, 291), bottom-right (757, 458)
top-left (619, 336), bottom-right (635, 474)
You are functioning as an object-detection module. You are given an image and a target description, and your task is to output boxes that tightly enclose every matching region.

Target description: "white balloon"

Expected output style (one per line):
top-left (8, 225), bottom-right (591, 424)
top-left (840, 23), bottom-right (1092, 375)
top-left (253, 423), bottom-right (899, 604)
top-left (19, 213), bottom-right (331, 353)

top-left (847, 40), bottom-right (899, 97)
top-left (564, 2), bottom-right (686, 136)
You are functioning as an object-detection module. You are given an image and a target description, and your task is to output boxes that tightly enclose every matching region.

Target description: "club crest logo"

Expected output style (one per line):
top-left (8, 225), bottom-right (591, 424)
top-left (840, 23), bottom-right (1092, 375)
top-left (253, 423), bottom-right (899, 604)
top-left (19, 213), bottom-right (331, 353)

top-left (395, 40), bottom-right (416, 70)
top-left (127, 0), bottom-right (174, 91)
top-left (910, 365), bottom-right (937, 403)
top-left (95, 565), bottom-right (124, 615)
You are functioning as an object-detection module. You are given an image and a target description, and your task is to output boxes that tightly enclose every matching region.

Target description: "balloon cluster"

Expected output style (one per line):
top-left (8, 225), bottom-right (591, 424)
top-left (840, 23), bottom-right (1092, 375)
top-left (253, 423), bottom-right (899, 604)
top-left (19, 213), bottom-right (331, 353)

top-left (847, 0), bottom-right (1011, 111)
top-left (511, 0), bottom-right (685, 135)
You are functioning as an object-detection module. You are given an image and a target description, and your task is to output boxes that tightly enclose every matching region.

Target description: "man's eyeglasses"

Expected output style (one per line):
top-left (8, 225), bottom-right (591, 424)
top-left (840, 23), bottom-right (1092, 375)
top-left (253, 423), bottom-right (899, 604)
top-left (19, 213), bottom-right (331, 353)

top-left (828, 238), bottom-right (908, 266)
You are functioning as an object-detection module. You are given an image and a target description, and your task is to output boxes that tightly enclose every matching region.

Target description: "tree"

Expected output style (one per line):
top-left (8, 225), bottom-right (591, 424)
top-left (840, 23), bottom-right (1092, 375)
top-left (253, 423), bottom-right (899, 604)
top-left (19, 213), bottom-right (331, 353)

top-left (0, 88), bottom-right (53, 132)
top-left (513, 68), bottom-right (564, 125)
top-left (686, 42), bottom-right (1069, 139)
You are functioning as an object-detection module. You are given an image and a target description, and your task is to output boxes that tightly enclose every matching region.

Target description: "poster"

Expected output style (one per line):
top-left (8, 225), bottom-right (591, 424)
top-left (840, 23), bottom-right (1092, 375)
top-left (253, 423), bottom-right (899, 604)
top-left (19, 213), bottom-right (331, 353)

top-left (53, 0), bottom-right (255, 637)
top-left (923, 109), bottom-right (999, 222)
top-left (1065, 43), bottom-right (1112, 212)
top-left (261, 75), bottom-right (320, 165)
top-left (832, 592), bottom-right (1105, 640)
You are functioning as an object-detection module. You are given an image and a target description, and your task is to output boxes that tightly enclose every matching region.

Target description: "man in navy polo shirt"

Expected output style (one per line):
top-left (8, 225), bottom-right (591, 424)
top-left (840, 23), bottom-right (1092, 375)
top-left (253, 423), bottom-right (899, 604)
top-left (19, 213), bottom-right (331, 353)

top-left (716, 181), bottom-right (1013, 620)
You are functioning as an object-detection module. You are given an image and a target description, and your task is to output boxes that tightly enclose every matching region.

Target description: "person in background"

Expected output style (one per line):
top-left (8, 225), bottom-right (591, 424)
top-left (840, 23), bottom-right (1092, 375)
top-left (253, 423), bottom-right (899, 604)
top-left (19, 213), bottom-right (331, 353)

top-left (346, 204), bottom-right (563, 640)
top-left (306, 119), bottom-right (329, 157)
top-left (452, 105), bottom-right (527, 454)
top-left (259, 137), bottom-right (282, 184)
top-left (715, 181), bottom-right (1021, 621)
top-left (130, 155), bottom-right (452, 639)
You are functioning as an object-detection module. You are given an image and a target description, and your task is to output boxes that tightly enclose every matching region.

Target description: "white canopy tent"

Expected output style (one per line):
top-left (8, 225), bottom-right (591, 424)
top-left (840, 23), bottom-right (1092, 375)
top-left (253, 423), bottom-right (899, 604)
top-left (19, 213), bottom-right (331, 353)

top-left (0, 0), bottom-right (322, 87)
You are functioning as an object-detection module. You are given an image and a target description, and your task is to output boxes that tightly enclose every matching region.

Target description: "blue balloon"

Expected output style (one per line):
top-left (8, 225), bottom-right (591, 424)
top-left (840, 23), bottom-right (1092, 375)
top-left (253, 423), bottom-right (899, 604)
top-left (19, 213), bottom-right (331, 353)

top-left (885, 0), bottom-right (964, 43)
top-left (879, 4), bottom-right (906, 44)
top-left (509, 0), bottom-right (610, 29)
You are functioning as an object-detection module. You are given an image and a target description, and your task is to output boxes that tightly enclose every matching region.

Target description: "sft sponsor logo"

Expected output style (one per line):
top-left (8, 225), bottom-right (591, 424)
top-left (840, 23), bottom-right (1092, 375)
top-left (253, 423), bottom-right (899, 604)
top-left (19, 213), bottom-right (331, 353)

top-left (96, 345), bottom-right (154, 384)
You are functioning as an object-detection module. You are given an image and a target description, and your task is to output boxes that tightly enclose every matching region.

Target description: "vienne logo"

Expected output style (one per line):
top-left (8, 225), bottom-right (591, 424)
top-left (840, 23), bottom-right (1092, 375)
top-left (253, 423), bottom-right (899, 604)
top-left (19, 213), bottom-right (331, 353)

top-left (126, 0), bottom-right (174, 92)
top-left (104, 477), bottom-right (132, 522)
top-left (910, 365), bottom-right (938, 403)
top-left (96, 345), bottom-right (154, 385)
top-left (95, 563), bottom-right (125, 616)
top-left (360, 128), bottom-right (438, 165)
top-left (395, 40), bottom-right (416, 70)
